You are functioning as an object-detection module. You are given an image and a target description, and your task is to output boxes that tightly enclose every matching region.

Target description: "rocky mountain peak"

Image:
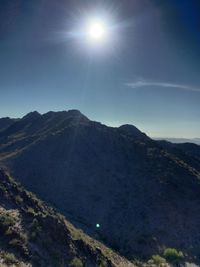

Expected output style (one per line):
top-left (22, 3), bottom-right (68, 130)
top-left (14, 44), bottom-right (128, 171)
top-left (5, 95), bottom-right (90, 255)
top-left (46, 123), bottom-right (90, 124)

top-left (22, 111), bottom-right (41, 121)
top-left (118, 124), bottom-right (149, 140)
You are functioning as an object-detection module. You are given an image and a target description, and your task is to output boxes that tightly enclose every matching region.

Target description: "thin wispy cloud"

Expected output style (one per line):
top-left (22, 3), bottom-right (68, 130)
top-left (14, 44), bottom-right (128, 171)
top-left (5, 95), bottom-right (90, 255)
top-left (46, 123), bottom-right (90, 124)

top-left (126, 80), bottom-right (200, 92)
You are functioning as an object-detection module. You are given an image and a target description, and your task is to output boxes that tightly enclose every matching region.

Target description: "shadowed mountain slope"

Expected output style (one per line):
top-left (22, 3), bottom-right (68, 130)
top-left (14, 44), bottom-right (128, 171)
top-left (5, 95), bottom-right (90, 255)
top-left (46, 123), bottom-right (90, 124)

top-left (0, 169), bottom-right (134, 267)
top-left (0, 118), bottom-right (18, 133)
top-left (0, 110), bottom-right (200, 263)
top-left (157, 141), bottom-right (200, 172)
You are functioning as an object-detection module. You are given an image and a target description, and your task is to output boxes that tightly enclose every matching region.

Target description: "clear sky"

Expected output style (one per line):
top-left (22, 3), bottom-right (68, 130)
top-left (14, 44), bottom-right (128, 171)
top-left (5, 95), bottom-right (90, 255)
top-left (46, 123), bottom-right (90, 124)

top-left (0, 0), bottom-right (200, 138)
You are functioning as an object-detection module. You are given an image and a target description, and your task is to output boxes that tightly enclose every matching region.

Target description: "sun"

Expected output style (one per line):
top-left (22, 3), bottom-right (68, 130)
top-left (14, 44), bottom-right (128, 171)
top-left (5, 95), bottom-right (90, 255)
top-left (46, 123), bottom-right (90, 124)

top-left (87, 19), bottom-right (106, 41)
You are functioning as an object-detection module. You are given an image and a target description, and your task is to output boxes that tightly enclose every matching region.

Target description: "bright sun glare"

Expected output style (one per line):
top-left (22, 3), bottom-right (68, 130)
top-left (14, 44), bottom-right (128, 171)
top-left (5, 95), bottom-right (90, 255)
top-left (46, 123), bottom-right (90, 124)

top-left (87, 20), bottom-right (106, 41)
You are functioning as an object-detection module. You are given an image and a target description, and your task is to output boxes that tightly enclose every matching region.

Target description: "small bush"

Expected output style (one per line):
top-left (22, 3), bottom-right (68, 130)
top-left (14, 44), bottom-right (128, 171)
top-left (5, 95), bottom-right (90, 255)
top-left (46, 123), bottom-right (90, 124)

top-left (0, 212), bottom-right (15, 229)
top-left (57, 212), bottom-right (65, 221)
top-left (0, 251), bottom-right (18, 264)
top-left (15, 195), bottom-right (23, 204)
top-left (5, 228), bottom-right (13, 236)
top-left (131, 259), bottom-right (144, 267)
top-left (18, 232), bottom-right (27, 242)
top-left (149, 255), bottom-right (166, 266)
top-left (69, 257), bottom-right (83, 267)
top-left (99, 259), bottom-right (108, 267)
top-left (27, 207), bottom-right (36, 216)
top-left (163, 248), bottom-right (184, 263)
top-left (9, 238), bottom-right (20, 247)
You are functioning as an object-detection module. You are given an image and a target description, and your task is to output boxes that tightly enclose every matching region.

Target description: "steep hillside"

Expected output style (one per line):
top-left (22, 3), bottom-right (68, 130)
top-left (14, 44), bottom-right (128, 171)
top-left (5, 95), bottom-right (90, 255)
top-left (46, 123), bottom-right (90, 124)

top-left (157, 141), bottom-right (200, 172)
top-left (0, 169), bottom-right (134, 267)
top-left (0, 118), bottom-right (18, 133)
top-left (0, 110), bottom-right (200, 263)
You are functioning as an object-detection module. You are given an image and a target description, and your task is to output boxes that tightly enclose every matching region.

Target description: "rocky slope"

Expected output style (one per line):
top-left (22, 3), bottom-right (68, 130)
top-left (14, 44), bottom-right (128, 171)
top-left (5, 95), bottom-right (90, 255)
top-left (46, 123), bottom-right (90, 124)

top-left (0, 110), bottom-right (200, 263)
top-left (0, 118), bottom-right (18, 133)
top-left (0, 169), bottom-right (134, 267)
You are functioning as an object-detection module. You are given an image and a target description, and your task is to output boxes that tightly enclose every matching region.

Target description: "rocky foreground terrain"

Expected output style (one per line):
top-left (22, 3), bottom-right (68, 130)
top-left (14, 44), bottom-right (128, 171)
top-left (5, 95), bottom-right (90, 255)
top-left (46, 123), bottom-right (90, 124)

top-left (0, 169), bottom-right (134, 267)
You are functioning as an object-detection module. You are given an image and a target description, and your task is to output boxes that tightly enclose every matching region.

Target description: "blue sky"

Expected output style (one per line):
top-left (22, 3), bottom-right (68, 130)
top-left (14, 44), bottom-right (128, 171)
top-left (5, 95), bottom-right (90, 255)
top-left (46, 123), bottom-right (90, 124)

top-left (0, 0), bottom-right (200, 138)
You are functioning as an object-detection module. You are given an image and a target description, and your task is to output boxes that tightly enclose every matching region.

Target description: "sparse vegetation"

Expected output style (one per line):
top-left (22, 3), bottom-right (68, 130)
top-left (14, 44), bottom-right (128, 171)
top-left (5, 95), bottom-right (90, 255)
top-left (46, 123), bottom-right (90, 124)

top-left (0, 211), bottom-right (15, 230)
top-left (149, 255), bottom-right (166, 266)
top-left (27, 207), bottom-right (36, 216)
top-left (9, 238), bottom-right (21, 247)
top-left (69, 257), bottom-right (83, 267)
top-left (15, 195), bottom-right (23, 204)
top-left (99, 259), bottom-right (108, 267)
top-left (0, 251), bottom-right (18, 264)
top-left (163, 248), bottom-right (184, 264)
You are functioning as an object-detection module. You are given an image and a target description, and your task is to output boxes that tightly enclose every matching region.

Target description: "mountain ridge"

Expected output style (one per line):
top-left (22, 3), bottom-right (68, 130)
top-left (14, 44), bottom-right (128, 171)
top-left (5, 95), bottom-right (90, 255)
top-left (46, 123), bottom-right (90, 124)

top-left (0, 110), bottom-right (200, 263)
top-left (154, 137), bottom-right (200, 146)
top-left (2, 110), bottom-right (199, 145)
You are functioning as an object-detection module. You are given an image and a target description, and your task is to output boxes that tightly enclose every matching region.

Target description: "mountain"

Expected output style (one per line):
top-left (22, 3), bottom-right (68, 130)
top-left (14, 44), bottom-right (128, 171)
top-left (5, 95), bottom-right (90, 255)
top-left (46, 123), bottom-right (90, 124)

top-left (0, 168), bottom-right (134, 267)
top-left (156, 141), bottom-right (200, 173)
top-left (0, 110), bottom-right (200, 263)
top-left (0, 118), bottom-right (18, 133)
top-left (118, 125), bottom-right (149, 141)
top-left (154, 137), bottom-right (200, 146)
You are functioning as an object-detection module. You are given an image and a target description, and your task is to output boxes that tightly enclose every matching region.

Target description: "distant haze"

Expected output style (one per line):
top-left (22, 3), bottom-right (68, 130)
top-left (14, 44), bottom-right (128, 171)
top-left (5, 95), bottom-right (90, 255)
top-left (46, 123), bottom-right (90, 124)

top-left (154, 137), bottom-right (200, 146)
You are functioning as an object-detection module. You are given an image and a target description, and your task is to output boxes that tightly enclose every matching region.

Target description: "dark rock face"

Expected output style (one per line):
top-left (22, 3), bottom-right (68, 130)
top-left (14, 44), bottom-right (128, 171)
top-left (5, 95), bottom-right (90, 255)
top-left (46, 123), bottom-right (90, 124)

top-left (22, 111), bottom-right (41, 120)
top-left (0, 118), bottom-right (17, 132)
top-left (118, 124), bottom-right (149, 140)
top-left (157, 140), bottom-right (200, 172)
top-left (0, 110), bottom-right (200, 262)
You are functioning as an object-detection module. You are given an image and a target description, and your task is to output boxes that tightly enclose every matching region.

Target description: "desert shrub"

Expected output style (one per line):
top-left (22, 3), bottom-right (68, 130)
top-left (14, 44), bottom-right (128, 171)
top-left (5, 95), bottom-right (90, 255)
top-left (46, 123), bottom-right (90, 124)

top-left (99, 259), bottom-right (108, 267)
top-left (131, 259), bottom-right (144, 267)
top-left (9, 238), bottom-right (20, 247)
top-left (27, 207), bottom-right (36, 216)
top-left (57, 212), bottom-right (65, 221)
top-left (18, 232), bottom-right (27, 242)
top-left (0, 212), bottom-right (15, 229)
top-left (69, 257), bottom-right (83, 267)
top-left (149, 255), bottom-right (166, 266)
top-left (15, 195), bottom-right (23, 204)
top-left (0, 251), bottom-right (18, 264)
top-left (163, 248), bottom-right (184, 263)
top-left (5, 228), bottom-right (13, 236)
